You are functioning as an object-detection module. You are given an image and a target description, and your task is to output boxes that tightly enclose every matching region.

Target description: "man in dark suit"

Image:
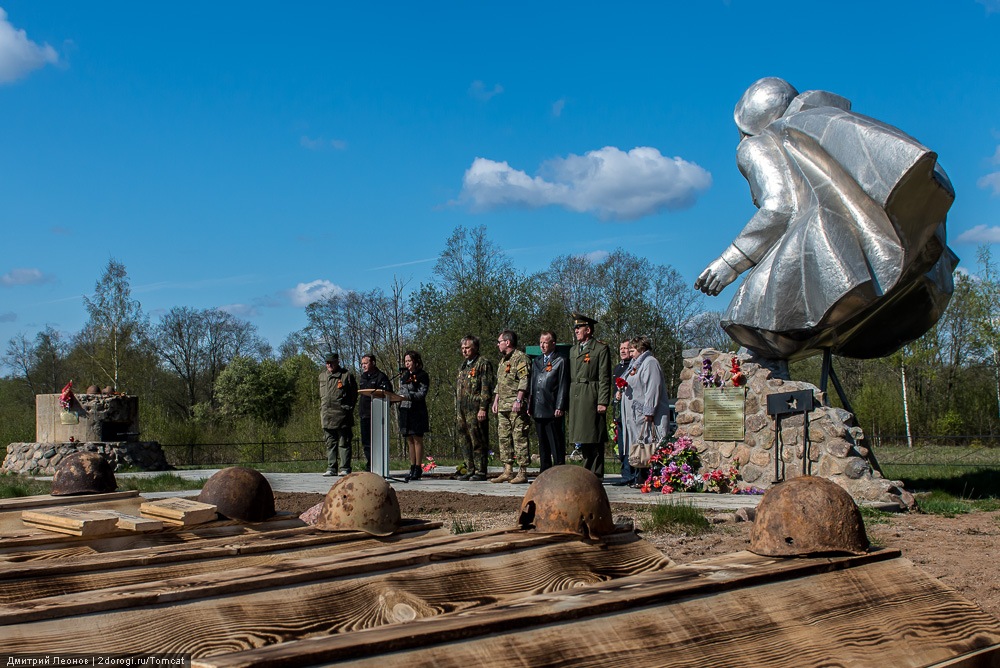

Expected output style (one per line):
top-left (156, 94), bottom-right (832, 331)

top-left (566, 314), bottom-right (612, 478)
top-left (528, 330), bottom-right (569, 471)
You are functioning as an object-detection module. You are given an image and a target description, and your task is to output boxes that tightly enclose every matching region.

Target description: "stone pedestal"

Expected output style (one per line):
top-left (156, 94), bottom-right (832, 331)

top-left (36, 393), bottom-right (140, 443)
top-left (677, 348), bottom-right (913, 508)
top-left (3, 440), bottom-right (170, 475)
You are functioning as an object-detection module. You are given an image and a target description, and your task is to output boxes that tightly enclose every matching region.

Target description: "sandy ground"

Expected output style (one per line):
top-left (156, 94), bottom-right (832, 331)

top-left (275, 490), bottom-right (1000, 622)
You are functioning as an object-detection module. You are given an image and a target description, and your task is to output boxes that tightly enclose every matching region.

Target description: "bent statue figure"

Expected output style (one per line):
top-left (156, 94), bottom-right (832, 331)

top-left (695, 77), bottom-right (957, 361)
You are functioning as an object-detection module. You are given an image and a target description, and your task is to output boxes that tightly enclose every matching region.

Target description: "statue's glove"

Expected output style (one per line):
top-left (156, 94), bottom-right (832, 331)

top-left (694, 245), bottom-right (754, 296)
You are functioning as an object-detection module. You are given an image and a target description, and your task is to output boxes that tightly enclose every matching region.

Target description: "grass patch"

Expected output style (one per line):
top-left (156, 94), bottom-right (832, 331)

top-left (640, 499), bottom-right (711, 535)
top-left (116, 473), bottom-right (207, 493)
top-left (450, 517), bottom-right (480, 534)
top-left (916, 490), bottom-right (976, 517)
top-left (0, 474), bottom-right (51, 498)
top-left (859, 505), bottom-right (893, 525)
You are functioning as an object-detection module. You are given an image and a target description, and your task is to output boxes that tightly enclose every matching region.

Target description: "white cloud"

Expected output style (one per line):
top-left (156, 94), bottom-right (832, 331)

top-left (287, 279), bottom-right (345, 307)
top-left (978, 172), bottom-right (1000, 195)
top-left (469, 80), bottom-right (503, 101)
top-left (552, 98), bottom-right (566, 117)
top-left (218, 303), bottom-right (259, 318)
top-left (0, 311), bottom-right (16, 323)
top-left (990, 145), bottom-right (1000, 165)
top-left (582, 250), bottom-right (609, 264)
top-left (1, 267), bottom-right (54, 286)
top-left (955, 224), bottom-right (1000, 244)
top-left (976, 0), bottom-right (1000, 13)
top-left (0, 8), bottom-right (59, 84)
top-left (459, 146), bottom-right (712, 221)
top-left (300, 135), bottom-right (347, 151)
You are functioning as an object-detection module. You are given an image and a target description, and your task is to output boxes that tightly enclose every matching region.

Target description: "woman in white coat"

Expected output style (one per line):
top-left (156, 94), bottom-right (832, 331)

top-left (621, 336), bottom-right (672, 487)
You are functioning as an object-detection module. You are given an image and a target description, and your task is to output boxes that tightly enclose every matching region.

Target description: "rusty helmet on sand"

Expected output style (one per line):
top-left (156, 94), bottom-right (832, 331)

top-left (314, 472), bottom-right (401, 536)
top-left (51, 452), bottom-right (117, 496)
top-left (197, 467), bottom-right (276, 522)
top-left (749, 475), bottom-right (869, 557)
top-left (518, 465), bottom-right (614, 538)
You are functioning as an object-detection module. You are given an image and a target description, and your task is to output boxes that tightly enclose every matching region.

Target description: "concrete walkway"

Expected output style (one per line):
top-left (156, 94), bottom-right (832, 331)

top-left (119, 467), bottom-right (763, 511)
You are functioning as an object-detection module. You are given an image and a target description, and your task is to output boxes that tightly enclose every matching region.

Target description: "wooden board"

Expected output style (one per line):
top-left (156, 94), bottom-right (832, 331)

top-left (20, 508), bottom-right (122, 537)
top-left (0, 490), bottom-right (139, 511)
top-left (0, 504), bottom-right (998, 668)
top-left (191, 551), bottom-right (1000, 668)
top-left (0, 530), bottom-right (670, 656)
top-left (94, 510), bottom-right (163, 532)
top-left (139, 498), bottom-right (217, 525)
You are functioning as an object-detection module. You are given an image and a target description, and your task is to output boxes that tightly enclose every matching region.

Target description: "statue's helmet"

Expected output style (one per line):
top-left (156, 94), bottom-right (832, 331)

top-left (51, 452), bottom-right (117, 496)
top-left (197, 467), bottom-right (276, 522)
top-left (749, 475), bottom-right (869, 557)
top-left (734, 77), bottom-right (799, 137)
top-left (314, 472), bottom-right (401, 536)
top-left (518, 465), bottom-right (615, 538)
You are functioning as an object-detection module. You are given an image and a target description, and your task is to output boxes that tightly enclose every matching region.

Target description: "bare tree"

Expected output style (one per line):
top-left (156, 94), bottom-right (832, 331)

top-left (81, 259), bottom-right (147, 391)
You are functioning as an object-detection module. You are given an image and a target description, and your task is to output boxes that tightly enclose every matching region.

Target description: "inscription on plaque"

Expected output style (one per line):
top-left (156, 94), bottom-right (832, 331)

top-left (704, 386), bottom-right (746, 441)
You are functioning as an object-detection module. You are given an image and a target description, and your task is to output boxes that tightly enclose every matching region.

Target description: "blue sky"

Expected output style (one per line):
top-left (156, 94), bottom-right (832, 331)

top-left (2, 1), bottom-right (999, 354)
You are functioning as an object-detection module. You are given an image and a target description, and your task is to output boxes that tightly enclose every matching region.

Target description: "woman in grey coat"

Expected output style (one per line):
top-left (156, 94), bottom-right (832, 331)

top-left (621, 336), bottom-right (671, 487)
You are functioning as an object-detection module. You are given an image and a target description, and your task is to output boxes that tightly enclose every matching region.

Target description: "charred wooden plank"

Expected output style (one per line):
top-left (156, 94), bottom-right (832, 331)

top-left (0, 532), bottom-right (670, 657)
top-left (190, 551), bottom-right (1000, 668)
top-left (0, 491), bottom-right (139, 511)
top-left (0, 519), bottom-right (446, 582)
top-left (0, 513), bottom-right (306, 559)
top-left (0, 524), bottom-right (449, 604)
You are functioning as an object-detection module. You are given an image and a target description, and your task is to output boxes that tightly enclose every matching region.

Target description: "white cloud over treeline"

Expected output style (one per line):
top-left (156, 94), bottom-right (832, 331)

top-left (288, 279), bottom-right (344, 307)
top-left (459, 146), bottom-right (712, 221)
top-left (0, 8), bottom-right (59, 84)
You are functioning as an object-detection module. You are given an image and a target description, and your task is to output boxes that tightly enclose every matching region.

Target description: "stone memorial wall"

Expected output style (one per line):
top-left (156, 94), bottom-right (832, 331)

top-left (676, 348), bottom-right (913, 508)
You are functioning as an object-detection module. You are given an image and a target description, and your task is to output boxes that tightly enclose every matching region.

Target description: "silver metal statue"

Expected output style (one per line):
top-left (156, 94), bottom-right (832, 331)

top-left (695, 77), bottom-right (957, 361)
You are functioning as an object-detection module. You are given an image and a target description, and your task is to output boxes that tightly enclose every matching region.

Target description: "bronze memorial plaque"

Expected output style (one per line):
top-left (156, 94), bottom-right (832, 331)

top-left (704, 386), bottom-right (746, 441)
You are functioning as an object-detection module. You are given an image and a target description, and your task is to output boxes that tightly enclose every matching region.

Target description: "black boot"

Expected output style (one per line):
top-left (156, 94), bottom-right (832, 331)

top-left (412, 464), bottom-right (422, 480)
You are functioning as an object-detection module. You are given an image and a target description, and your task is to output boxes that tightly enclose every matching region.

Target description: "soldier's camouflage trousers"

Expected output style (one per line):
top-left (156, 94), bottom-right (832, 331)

top-left (497, 410), bottom-right (531, 468)
top-left (457, 409), bottom-right (489, 474)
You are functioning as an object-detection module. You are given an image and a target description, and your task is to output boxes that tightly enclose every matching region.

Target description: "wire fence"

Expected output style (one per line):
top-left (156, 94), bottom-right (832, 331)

top-left (159, 433), bottom-right (456, 468)
top-left (156, 433), bottom-right (1000, 470)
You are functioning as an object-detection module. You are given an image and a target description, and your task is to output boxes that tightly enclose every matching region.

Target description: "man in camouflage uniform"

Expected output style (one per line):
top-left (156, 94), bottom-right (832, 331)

top-left (455, 335), bottom-right (495, 481)
top-left (491, 329), bottom-right (531, 484)
top-left (319, 352), bottom-right (358, 476)
top-left (567, 314), bottom-right (612, 479)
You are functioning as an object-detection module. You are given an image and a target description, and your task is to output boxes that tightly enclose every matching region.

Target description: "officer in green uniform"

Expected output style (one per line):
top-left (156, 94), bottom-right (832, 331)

top-left (567, 314), bottom-right (612, 478)
top-left (455, 335), bottom-right (496, 481)
top-left (491, 329), bottom-right (531, 484)
top-left (319, 352), bottom-right (358, 476)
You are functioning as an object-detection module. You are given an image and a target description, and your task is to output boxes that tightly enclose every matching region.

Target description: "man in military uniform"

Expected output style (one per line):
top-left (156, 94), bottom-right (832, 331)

top-left (491, 329), bottom-right (531, 484)
top-left (567, 314), bottom-right (612, 478)
top-left (455, 335), bottom-right (495, 481)
top-left (319, 352), bottom-right (359, 477)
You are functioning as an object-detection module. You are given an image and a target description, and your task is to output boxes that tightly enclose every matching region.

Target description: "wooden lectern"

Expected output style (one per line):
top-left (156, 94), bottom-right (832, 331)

top-left (358, 388), bottom-right (404, 478)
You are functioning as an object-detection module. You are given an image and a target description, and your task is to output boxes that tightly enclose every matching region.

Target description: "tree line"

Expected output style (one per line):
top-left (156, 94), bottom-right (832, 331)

top-left (3, 227), bottom-right (1000, 464)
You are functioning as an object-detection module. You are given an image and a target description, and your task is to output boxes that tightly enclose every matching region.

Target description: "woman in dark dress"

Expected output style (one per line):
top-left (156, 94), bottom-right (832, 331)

top-left (398, 350), bottom-right (430, 480)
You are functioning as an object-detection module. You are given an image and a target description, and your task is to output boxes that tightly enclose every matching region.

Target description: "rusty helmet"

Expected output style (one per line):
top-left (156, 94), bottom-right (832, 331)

top-left (749, 475), bottom-right (869, 557)
top-left (314, 472), bottom-right (401, 536)
top-left (518, 465), bottom-right (614, 538)
top-left (86, 385), bottom-right (100, 395)
top-left (51, 452), bottom-right (117, 496)
top-left (197, 467), bottom-right (275, 522)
